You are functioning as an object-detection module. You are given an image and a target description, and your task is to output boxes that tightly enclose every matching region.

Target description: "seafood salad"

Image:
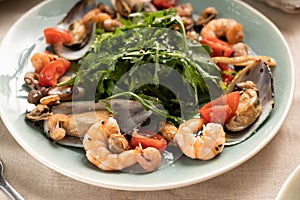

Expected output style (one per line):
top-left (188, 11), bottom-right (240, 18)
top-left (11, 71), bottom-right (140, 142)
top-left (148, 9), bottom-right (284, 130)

top-left (24, 0), bottom-right (275, 173)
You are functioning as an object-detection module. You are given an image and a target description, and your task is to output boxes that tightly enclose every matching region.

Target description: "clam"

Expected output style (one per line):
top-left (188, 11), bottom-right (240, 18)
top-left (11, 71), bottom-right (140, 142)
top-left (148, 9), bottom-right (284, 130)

top-left (224, 60), bottom-right (274, 146)
top-left (53, 0), bottom-right (97, 60)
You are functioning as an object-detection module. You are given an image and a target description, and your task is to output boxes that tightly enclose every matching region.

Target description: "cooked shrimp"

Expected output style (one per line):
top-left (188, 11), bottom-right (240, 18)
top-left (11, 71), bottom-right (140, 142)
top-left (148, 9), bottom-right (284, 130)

top-left (62, 110), bottom-right (111, 137)
top-left (98, 3), bottom-right (116, 18)
top-left (201, 18), bottom-right (245, 44)
top-left (83, 117), bottom-right (162, 172)
top-left (83, 119), bottom-right (139, 171)
top-left (30, 53), bottom-right (51, 73)
top-left (82, 9), bottom-right (111, 24)
top-left (103, 19), bottom-right (123, 32)
top-left (82, 8), bottom-right (121, 32)
top-left (30, 52), bottom-right (58, 73)
top-left (159, 121), bottom-right (178, 142)
top-left (137, 147), bottom-right (162, 172)
top-left (174, 118), bottom-right (225, 160)
top-left (47, 114), bottom-right (70, 140)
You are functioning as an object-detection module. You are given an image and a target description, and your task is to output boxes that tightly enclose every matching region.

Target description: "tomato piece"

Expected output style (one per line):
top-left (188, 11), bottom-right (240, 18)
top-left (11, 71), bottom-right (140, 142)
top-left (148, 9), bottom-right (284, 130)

top-left (199, 91), bottom-right (240, 124)
top-left (44, 27), bottom-right (73, 44)
top-left (38, 59), bottom-right (71, 87)
top-left (200, 37), bottom-right (233, 57)
top-left (130, 129), bottom-right (167, 153)
top-left (152, 0), bottom-right (178, 9)
top-left (200, 105), bottom-right (232, 124)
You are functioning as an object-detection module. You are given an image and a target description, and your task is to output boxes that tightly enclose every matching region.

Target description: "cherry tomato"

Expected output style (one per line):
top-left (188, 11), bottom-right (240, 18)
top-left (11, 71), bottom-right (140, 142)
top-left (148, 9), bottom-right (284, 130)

top-left (38, 59), bottom-right (71, 87)
top-left (152, 0), bottom-right (178, 9)
top-left (130, 129), bottom-right (167, 153)
top-left (200, 37), bottom-right (233, 57)
top-left (199, 91), bottom-right (240, 124)
top-left (44, 27), bottom-right (73, 44)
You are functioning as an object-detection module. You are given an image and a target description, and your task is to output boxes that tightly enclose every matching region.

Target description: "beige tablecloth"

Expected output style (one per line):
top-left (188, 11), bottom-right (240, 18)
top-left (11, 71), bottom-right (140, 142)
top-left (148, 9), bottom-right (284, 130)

top-left (1, 0), bottom-right (300, 199)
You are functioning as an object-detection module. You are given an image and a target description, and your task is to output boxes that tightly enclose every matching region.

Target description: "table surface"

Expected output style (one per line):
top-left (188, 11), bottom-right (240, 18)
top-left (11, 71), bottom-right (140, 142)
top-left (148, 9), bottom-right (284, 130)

top-left (1, 0), bottom-right (300, 199)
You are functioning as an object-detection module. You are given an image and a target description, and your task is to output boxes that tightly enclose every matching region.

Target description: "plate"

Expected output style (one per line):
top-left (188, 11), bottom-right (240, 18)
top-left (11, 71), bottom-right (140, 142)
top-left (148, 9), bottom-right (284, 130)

top-left (0, 0), bottom-right (294, 191)
top-left (276, 165), bottom-right (300, 200)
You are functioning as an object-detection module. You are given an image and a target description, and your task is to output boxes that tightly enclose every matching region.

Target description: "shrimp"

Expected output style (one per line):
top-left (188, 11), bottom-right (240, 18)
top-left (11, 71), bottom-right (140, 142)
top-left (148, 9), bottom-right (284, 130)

top-left (137, 147), bottom-right (162, 172)
top-left (174, 118), bottom-right (225, 160)
top-left (82, 9), bottom-right (111, 24)
top-left (83, 117), bottom-right (162, 172)
top-left (103, 19), bottom-right (123, 32)
top-left (30, 53), bottom-right (51, 73)
top-left (47, 114), bottom-right (70, 141)
top-left (159, 121), bottom-right (178, 142)
top-left (201, 18), bottom-right (245, 44)
top-left (30, 52), bottom-right (58, 73)
top-left (82, 8), bottom-right (121, 32)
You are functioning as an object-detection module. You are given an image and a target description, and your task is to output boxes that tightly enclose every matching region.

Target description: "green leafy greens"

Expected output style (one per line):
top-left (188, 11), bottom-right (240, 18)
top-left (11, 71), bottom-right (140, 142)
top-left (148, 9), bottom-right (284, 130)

top-left (62, 9), bottom-right (224, 125)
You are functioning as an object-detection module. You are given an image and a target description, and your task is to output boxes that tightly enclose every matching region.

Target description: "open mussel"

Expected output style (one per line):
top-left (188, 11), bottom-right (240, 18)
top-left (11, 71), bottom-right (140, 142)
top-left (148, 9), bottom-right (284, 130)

top-left (224, 60), bottom-right (274, 146)
top-left (26, 99), bottom-right (153, 148)
top-left (53, 0), bottom-right (97, 60)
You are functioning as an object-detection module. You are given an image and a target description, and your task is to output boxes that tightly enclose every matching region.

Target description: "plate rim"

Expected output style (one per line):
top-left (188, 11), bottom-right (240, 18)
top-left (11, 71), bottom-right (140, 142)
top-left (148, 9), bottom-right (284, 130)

top-left (0, 0), bottom-right (295, 191)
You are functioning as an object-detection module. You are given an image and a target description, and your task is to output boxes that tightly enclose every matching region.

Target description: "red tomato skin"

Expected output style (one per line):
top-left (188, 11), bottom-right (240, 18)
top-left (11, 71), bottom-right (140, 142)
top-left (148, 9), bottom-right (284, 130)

top-left (152, 0), bottom-right (178, 9)
top-left (38, 59), bottom-right (70, 87)
top-left (44, 27), bottom-right (73, 44)
top-left (199, 91), bottom-right (240, 124)
top-left (130, 130), bottom-right (167, 153)
top-left (200, 37), bottom-right (233, 57)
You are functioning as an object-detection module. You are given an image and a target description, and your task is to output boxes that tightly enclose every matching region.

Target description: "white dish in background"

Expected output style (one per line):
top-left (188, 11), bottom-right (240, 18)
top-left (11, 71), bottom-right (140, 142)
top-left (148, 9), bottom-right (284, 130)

top-left (0, 0), bottom-right (294, 190)
top-left (257, 0), bottom-right (300, 14)
top-left (276, 165), bottom-right (300, 200)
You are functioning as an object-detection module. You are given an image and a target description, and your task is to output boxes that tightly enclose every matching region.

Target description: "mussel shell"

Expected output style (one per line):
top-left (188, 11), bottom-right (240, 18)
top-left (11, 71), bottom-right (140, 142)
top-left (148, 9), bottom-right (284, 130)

top-left (51, 99), bottom-right (145, 115)
top-left (55, 0), bottom-right (97, 60)
top-left (225, 60), bottom-right (275, 146)
top-left (53, 23), bottom-right (96, 60)
top-left (45, 99), bottom-right (153, 148)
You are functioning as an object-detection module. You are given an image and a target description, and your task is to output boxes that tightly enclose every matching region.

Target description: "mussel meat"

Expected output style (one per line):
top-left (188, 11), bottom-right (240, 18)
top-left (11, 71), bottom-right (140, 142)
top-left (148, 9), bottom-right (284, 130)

top-left (26, 99), bottom-right (153, 148)
top-left (225, 60), bottom-right (274, 146)
top-left (53, 0), bottom-right (97, 60)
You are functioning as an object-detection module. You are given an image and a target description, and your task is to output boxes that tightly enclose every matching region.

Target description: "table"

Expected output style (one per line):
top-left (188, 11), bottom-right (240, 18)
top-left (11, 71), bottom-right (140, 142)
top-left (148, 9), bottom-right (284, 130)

top-left (1, 0), bottom-right (300, 199)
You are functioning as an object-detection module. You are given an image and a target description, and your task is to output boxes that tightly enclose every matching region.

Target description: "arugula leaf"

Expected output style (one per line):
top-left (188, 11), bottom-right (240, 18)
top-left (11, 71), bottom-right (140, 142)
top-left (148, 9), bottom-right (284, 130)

top-left (61, 9), bottom-right (224, 125)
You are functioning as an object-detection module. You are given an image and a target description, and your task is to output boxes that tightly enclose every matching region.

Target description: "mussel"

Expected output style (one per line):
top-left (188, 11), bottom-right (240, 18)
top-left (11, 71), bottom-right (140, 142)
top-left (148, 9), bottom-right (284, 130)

top-left (27, 99), bottom-right (153, 148)
top-left (53, 0), bottom-right (97, 60)
top-left (112, 0), bottom-right (144, 18)
top-left (224, 60), bottom-right (274, 146)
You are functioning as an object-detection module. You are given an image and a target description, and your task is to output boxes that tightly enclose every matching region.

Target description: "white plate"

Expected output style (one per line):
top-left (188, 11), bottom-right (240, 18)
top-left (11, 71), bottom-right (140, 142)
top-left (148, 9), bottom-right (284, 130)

top-left (276, 165), bottom-right (300, 200)
top-left (0, 0), bottom-right (294, 191)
